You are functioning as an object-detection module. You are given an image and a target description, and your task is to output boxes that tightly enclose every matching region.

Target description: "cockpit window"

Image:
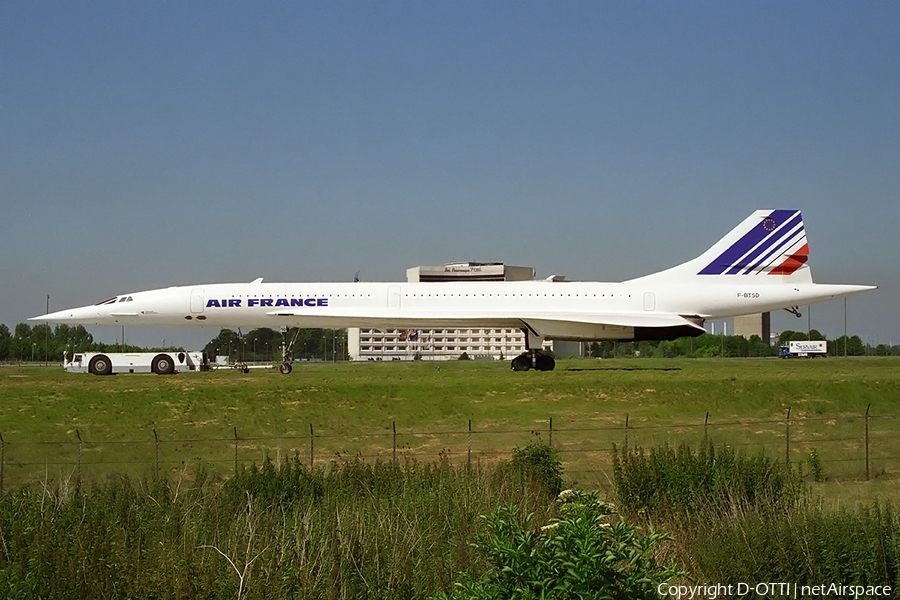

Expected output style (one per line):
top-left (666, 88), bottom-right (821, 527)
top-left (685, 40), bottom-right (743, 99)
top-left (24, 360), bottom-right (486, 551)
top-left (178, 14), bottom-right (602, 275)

top-left (96, 297), bottom-right (118, 305)
top-left (119, 297), bottom-right (128, 302)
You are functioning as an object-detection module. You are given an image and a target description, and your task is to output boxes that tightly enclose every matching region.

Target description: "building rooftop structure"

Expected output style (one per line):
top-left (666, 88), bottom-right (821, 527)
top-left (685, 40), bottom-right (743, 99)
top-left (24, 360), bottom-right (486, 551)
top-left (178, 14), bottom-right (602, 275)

top-left (349, 262), bottom-right (548, 362)
top-left (406, 262), bottom-right (535, 283)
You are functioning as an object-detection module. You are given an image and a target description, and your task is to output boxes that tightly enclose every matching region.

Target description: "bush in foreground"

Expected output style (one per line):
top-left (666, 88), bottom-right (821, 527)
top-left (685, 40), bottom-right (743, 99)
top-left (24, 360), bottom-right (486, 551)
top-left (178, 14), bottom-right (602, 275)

top-left (433, 489), bottom-right (685, 600)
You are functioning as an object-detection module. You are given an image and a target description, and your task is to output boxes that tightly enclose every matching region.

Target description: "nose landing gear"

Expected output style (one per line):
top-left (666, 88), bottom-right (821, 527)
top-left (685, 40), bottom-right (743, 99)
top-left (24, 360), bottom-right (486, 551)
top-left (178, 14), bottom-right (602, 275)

top-left (278, 327), bottom-right (299, 375)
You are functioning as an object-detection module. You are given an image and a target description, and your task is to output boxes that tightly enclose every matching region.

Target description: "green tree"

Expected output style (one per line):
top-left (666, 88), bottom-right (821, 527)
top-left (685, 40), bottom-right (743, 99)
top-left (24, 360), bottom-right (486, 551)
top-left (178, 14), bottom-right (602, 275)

top-left (242, 328), bottom-right (283, 361)
top-left (615, 341), bottom-right (635, 357)
top-left (722, 335), bottom-right (749, 357)
top-left (0, 324), bottom-right (11, 361)
top-left (778, 329), bottom-right (824, 345)
top-left (832, 335), bottom-right (866, 357)
top-left (747, 334), bottom-right (773, 357)
top-left (203, 327), bottom-right (350, 362)
top-left (29, 323), bottom-right (53, 362)
top-left (808, 328), bottom-right (825, 341)
top-left (653, 340), bottom-right (671, 358)
top-left (12, 323), bottom-right (32, 361)
top-left (58, 324), bottom-right (94, 353)
top-left (203, 329), bottom-right (244, 359)
top-left (690, 334), bottom-right (722, 357)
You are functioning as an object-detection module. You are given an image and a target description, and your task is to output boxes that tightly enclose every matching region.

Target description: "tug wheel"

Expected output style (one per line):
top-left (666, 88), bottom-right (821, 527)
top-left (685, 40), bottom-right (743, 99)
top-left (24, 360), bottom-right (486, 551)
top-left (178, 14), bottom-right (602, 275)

top-left (151, 354), bottom-right (175, 375)
top-left (89, 355), bottom-right (113, 376)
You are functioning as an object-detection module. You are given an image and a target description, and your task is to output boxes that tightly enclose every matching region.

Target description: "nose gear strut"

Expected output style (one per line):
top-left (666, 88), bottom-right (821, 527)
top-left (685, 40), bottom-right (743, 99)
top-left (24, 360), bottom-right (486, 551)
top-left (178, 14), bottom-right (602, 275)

top-left (279, 326), bottom-right (300, 374)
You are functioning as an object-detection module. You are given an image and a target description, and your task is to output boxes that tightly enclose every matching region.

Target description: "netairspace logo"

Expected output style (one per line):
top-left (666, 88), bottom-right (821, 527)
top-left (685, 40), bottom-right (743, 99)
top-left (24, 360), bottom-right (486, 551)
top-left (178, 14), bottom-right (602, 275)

top-left (658, 582), bottom-right (892, 599)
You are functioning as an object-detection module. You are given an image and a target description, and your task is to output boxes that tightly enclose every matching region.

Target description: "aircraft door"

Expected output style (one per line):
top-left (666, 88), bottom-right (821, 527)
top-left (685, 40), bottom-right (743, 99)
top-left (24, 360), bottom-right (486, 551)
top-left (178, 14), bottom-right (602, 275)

top-left (388, 286), bottom-right (401, 310)
top-left (643, 292), bottom-right (656, 311)
top-left (190, 288), bottom-right (205, 313)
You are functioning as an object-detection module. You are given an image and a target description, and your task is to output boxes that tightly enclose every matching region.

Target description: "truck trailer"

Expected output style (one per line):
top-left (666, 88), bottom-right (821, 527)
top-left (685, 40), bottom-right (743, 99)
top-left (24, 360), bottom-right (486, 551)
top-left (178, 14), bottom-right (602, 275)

top-left (65, 351), bottom-right (210, 375)
top-left (778, 341), bottom-right (827, 359)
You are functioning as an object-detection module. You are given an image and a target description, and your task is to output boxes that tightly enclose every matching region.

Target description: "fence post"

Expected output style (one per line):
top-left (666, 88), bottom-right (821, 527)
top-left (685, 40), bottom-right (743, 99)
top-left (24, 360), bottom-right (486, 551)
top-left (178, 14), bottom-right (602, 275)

top-left (703, 412), bottom-right (710, 447)
top-left (865, 403), bottom-right (871, 480)
top-left (0, 432), bottom-right (4, 496)
top-left (392, 421), bottom-right (397, 463)
top-left (233, 427), bottom-right (238, 475)
top-left (784, 407), bottom-right (791, 470)
top-left (549, 417), bottom-right (553, 449)
top-left (624, 414), bottom-right (629, 454)
top-left (153, 429), bottom-right (159, 479)
top-left (76, 429), bottom-right (83, 490)
top-left (309, 424), bottom-right (314, 468)
top-left (467, 419), bottom-right (472, 471)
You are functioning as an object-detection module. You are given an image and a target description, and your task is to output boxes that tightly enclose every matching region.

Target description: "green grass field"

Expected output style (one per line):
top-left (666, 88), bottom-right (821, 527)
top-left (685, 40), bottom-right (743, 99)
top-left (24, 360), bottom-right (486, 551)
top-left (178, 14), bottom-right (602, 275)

top-left (2, 357), bottom-right (899, 501)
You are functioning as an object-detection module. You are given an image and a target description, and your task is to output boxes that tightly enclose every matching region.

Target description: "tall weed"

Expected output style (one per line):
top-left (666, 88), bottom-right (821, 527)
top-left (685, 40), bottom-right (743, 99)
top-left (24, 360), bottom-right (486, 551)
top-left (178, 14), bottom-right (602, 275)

top-left (692, 502), bottom-right (900, 588)
top-left (612, 440), bottom-right (805, 518)
top-left (0, 456), bottom-right (557, 599)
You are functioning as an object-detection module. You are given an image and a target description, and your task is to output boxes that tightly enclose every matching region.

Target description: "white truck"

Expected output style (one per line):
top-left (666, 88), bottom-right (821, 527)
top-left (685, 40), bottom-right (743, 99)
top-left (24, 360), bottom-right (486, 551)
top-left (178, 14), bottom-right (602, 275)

top-left (65, 351), bottom-right (210, 375)
top-left (778, 341), bottom-right (827, 359)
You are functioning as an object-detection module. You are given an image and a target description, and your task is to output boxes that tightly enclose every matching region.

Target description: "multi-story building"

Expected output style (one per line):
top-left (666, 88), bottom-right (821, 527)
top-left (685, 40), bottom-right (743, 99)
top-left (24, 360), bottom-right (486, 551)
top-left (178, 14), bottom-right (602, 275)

top-left (349, 326), bottom-right (530, 361)
top-left (348, 262), bottom-right (554, 361)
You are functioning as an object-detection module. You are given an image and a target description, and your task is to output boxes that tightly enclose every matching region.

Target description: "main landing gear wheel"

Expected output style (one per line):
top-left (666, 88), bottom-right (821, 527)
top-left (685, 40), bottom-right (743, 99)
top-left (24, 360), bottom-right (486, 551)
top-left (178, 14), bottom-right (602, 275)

top-left (535, 353), bottom-right (556, 371)
top-left (510, 351), bottom-right (556, 372)
top-left (280, 362), bottom-right (292, 375)
top-left (151, 354), bottom-right (175, 375)
top-left (511, 354), bottom-right (531, 371)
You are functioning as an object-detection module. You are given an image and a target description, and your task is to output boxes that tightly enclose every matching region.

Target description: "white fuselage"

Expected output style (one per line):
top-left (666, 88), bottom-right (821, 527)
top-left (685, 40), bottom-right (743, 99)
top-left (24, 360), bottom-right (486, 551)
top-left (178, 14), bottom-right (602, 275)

top-left (40, 278), bottom-right (871, 342)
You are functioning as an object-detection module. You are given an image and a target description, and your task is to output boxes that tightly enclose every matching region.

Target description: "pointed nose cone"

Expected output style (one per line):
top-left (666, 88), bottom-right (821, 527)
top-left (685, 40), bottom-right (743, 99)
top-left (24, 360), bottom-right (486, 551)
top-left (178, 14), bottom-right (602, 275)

top-left (29, 305), bottom-right (102, 324)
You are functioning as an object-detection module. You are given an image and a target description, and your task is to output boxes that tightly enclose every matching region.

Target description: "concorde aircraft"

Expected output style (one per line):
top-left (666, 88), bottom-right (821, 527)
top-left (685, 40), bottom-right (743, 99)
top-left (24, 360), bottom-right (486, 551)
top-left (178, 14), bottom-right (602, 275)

top-left (33, 210), bottom-right (875, 373)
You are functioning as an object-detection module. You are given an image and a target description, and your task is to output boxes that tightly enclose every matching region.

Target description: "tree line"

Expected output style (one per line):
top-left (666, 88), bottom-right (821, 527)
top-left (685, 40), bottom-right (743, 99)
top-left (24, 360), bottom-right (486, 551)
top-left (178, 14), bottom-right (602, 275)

top-left (586, 330), bottom-right (898, 359)
top-left (202, 327), bottom-right (349, 362)
top-left (0, 322), bottom-right (350, 363)
top-left (0, 321), bottom-right (894, 363)
top-left (0, 323), bottom-right (112, 363)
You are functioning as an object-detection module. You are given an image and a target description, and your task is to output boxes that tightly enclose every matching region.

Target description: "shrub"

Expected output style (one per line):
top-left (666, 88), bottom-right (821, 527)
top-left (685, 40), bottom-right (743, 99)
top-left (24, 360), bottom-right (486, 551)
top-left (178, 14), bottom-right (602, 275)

top-left (433, 489), bottom-right (686, 600)
top-left (495, 442), bottom-right (564, 498)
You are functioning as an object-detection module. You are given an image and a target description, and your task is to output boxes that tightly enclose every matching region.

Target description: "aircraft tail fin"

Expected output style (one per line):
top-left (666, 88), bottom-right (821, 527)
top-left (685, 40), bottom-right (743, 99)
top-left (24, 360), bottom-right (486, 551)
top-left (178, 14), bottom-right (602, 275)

top-left (628, 210), bottom-right (812, 284)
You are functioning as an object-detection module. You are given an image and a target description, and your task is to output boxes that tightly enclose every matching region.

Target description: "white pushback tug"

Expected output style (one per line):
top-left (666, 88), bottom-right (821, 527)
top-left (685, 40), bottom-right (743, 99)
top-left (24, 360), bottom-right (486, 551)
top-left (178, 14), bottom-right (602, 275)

top-left (64, 351), bottom-right (210, 375)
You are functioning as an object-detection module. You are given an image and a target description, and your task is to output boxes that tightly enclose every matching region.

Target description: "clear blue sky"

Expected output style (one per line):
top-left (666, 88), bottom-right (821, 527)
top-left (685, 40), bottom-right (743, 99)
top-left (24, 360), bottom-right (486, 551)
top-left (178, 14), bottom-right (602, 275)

top-left (2, 1), bottom-right (897, 349)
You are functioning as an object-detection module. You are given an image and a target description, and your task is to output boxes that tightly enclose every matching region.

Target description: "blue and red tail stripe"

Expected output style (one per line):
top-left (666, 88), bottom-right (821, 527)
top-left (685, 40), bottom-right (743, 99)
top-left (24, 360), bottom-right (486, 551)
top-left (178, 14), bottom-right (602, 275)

top-left (699, 210), bottom-right (808, 276)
